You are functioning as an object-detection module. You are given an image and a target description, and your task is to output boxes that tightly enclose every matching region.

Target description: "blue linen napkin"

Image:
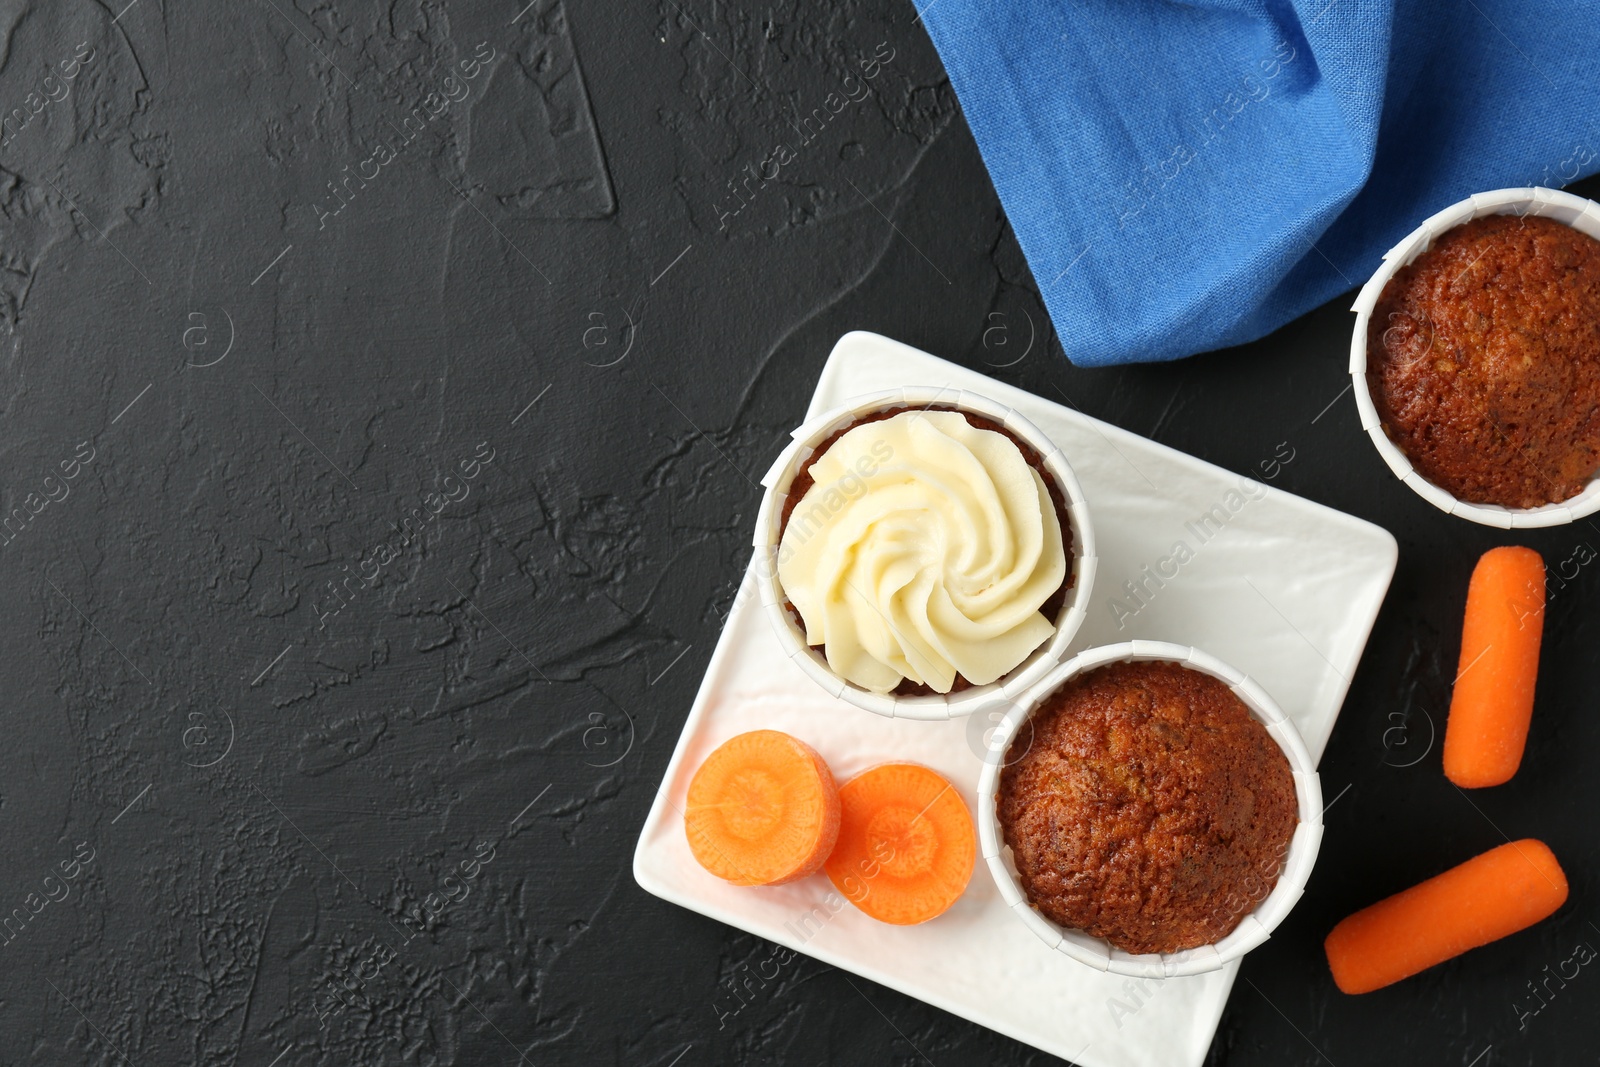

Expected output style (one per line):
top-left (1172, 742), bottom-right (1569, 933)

top-left (916, 0), bottom-right (1600, 365)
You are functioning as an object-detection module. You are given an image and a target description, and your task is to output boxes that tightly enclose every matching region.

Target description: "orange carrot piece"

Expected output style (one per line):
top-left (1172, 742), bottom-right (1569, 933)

top-left (824, 763), bottom-right (975, 925)
top-left (684, 730), bottom-right (840, 886)
top-left (1325, 839), bottom-right (1568, 994)
top-left (1444, 546), bottom-right (1545, 787)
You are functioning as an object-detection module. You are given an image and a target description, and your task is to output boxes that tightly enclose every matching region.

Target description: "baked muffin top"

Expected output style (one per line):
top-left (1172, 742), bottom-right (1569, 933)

top-left (1369, 213), bottom-right (1600, 508)
top-left (998, 660), bottom-right (1297, 955)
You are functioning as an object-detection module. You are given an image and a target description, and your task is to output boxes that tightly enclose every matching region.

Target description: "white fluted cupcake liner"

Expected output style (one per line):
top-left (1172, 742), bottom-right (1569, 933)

top-left (1350, 186), bottom-right (1600, 528)
top-left (751, 386), bottom-right (1096, 720)
top-left (975, 640), bottom-right (1322, 978)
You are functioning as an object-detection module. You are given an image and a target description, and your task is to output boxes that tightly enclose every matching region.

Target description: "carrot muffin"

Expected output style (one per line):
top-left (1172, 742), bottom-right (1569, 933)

top-left (997, 660), bottom-right (1297, 955)
top-left (776, 406), bottom-right (1072, 696)
top-left (1368, 214), bottom-right (1600, 508)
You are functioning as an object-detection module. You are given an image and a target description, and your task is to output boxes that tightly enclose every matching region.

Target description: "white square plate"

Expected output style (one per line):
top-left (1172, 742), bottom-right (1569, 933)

top-left (633, 332), bottom-right (1397, 1067)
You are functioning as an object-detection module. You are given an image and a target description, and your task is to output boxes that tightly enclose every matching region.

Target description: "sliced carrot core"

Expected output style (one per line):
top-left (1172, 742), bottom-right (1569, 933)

top-left (866, 805), bottom-right (938, 880)
top-left (718, 768), bottom-right (783, 840)
top-left (684, 730), bottom-right (840, 887)
top-left (825, 763), bottom-right (975, 925)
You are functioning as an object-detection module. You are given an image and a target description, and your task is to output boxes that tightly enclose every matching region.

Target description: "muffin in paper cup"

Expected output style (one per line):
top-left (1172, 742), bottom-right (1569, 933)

top-left (975, 641), bottom-right (1322, 978)
top-left (1350, 186), bottom-right (1600, 528)
top-left (752, 387), bottom-right (1096, 720)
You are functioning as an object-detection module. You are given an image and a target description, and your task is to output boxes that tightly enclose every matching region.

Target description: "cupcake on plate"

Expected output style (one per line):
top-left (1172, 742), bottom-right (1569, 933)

top-left (754, 387), bottom-right (1095, 720)
top-left (978, 641), bottom-right (1322, 978)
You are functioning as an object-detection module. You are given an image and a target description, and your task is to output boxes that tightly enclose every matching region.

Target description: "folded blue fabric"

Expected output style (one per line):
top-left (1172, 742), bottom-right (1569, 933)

top-left (918, 0), bottom-right (1600, 365)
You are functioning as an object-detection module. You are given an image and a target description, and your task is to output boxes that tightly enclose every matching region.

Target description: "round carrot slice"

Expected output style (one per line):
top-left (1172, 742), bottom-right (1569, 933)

top-left (684, 730), bottom-right (840, 886)
top-left (825, 763), bottom-right (975, 925)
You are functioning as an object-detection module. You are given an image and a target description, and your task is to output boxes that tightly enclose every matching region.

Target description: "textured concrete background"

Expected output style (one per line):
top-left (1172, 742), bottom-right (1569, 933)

top-left (0, 1), bottom-right (1594, 1064)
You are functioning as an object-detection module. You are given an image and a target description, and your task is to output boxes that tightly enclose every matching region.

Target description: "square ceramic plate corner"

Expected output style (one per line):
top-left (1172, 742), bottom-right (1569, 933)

top-left (634, 332), bottom-right (1397, 1067)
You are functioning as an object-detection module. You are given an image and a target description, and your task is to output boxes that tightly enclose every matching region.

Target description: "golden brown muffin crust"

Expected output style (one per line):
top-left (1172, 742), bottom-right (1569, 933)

top-left (997, 660), bottom-right (1297, 955)
top-left (1369, 213), bottom-right (1600, 508)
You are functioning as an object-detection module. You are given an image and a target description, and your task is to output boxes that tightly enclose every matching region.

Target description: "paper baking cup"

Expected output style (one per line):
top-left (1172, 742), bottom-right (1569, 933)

top-left (1350, 186), bottom-right (1600, 528)
top-left (752, 387), bottom-right (1097, 720)
top-left (976, 641), bottom-right (1322, 978)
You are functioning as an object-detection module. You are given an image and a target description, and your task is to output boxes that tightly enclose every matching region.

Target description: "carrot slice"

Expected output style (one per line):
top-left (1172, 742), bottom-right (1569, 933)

top-left (1444, 546), bottom-right (1545, 788)
top-left (824, 763), bottom-right (975, 925)
top-left (1325, 839), bottom-right (1568, 994)
top-left (684, 730), bottom-right (840, 886)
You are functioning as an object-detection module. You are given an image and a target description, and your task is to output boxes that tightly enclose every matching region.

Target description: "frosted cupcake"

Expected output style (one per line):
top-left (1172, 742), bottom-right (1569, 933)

top-left (754, 388), bottom-right (1095, 719)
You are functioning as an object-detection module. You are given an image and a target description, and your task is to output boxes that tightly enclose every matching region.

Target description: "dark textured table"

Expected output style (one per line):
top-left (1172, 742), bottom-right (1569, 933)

top-left (2, 1), bottom-right (1593, 1064)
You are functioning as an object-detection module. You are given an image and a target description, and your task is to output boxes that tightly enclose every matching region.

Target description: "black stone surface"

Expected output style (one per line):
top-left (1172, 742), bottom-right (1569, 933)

top-left (0, 1), bottom-right (1593, 1065)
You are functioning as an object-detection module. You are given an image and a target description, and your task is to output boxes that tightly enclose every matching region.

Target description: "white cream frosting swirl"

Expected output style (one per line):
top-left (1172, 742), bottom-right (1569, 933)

top-left (777, 409), bottom-right (1068, 694)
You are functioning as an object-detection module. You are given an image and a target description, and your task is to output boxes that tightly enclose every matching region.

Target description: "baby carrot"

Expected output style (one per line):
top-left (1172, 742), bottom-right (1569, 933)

top-left (684, 730), bottom-right (841, 886)
top-left (824, 763), bottom-right (975, 925)
top-left (1443, 545), bottom-right (1544, 788)
top-left (1325, 839), bottom-right (1568, 994)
